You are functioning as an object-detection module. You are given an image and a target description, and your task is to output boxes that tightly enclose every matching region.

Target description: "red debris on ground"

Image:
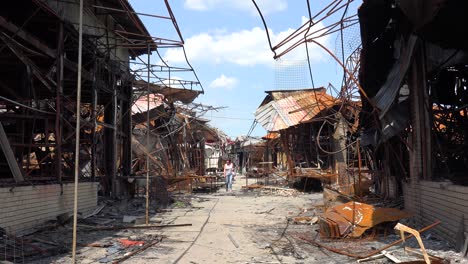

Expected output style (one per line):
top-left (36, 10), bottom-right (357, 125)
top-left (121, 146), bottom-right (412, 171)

top-left (118, 239), bottom-right (145, 247)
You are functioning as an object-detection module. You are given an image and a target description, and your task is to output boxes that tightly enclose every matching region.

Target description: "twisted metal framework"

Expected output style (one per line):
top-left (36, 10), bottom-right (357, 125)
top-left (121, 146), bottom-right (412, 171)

top-left (253, 0), bottom-right (363, 124)
top-left (253, 0), bottom-right (372, 192)
top-left (0, 0), bottom-right (204, 188)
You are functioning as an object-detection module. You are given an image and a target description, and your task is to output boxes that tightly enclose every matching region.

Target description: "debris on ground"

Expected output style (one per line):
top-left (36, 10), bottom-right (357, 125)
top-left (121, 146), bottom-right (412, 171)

top-left (3, 177), bottom-right (465, 264)
top-left (319, 201), bottom-right (413, 238)
top-left (292, 216), bottom-right (319, 225)
top-left (118, 239), bottom-right (145, 248)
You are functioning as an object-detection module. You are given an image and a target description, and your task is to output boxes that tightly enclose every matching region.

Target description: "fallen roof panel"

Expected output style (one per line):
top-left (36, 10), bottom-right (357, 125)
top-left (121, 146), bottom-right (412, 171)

top-left (255, 88), bottom-right (337, 132)
top-left (133, 80), bottom-right (202, 104)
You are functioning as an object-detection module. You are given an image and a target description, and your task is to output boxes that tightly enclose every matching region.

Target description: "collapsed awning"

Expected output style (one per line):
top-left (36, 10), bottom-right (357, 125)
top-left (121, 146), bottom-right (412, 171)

top-left (254, 88), bottom-right (337, 132)
top-left (133, 80), bottom-right (202, 104)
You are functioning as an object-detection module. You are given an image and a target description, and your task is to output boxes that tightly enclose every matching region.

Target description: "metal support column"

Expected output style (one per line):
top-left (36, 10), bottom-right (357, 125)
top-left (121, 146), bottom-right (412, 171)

top-left (122, 82), bottom-right (132, 178)
top-left (104, 81), bottom-right (116, 196)
top-left (55, 22), bottom-right (64, 182)
top-left (91, 57), bottom-right (98, 182)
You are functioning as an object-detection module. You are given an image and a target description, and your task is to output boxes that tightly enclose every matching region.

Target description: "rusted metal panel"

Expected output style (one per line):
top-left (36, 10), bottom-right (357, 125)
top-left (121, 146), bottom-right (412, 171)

top-left (321, 201), bottom-right (412, 238)
top-left (255, 88), bottom-right (337, 132)
top-left (132, 93), bottom-right (164, 115)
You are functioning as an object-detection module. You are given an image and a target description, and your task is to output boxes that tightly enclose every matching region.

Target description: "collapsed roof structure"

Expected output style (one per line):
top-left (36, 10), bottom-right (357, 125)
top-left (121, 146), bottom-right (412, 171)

top-left (0, 0), bottom-right (206, 237)
top-left (255, 86), bottom-right (361, 190)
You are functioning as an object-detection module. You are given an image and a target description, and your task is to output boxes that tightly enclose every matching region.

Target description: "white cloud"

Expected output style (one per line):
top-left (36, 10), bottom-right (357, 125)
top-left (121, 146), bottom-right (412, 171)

top-left (209, 74), bottom-right (238, 89)
top-left (184, 0), bottom-right (287, 15)
top-left (163, 20), bottom-right (330, 67)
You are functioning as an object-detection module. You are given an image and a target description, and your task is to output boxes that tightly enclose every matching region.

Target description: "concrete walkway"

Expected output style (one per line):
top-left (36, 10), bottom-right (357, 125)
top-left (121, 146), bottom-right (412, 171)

top-left (128, 176), bottom-right (326, 263)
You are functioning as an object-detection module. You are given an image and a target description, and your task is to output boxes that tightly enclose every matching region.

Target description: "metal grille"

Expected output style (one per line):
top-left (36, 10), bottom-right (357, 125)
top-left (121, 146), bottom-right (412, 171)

top-left (274, 59), bottom-right (313, 90)
top-left (1, 229), bottom-right (25, 264)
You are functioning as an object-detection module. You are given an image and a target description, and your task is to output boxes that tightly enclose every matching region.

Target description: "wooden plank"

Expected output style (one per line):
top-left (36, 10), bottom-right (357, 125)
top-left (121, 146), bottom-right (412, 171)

top-left (395, 223), bottom-right (431, 264)
top-left (0, 122), bottom-right (24, 182)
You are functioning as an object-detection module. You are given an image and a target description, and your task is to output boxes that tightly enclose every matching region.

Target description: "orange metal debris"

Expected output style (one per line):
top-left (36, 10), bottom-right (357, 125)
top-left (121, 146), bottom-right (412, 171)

top-left (321, 201), bottom-right (412, 238)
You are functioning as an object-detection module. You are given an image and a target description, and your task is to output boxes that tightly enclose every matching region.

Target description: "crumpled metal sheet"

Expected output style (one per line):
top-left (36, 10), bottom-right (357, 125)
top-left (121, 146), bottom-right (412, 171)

top-left (321, 201), bottom-right (412, 238)
top-left (380, 99), bottom-right (410, 142)
top-left (255, 89), bottom-right (337, 132)
top-left (397, 0), bottom-right (448, 30)
top-left (372, 35), bottom-right (417, 119)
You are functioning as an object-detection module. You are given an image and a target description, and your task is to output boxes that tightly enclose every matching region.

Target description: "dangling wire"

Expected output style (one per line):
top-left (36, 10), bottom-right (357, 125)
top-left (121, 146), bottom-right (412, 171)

top-left (251, 0), bottom-right (277, 58)
top-left (305, 0), bottom-right (316, 89)
top-left (247, 120), bottom-right (258, 137)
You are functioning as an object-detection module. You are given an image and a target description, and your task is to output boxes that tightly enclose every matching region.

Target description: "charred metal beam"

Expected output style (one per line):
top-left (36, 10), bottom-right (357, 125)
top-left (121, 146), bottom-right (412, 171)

top-left (56, 21), bottom-right (64, 182)
top-left (0, 15), bottom-right (93, 81)
top-left (0, 113), bottom-right (51, 120)
top-left (0, 15), bottom-right (56, 58)
top-left (0, 122), bottom-right (24, 182)
top-left (0, 33), bottom-right (54, 92)
top-left (0, 80), bottom-right (22, 99)
top-left (121, 82), bottom-right (132, 177)
top-left (91, 56), bottom-right (98, 182)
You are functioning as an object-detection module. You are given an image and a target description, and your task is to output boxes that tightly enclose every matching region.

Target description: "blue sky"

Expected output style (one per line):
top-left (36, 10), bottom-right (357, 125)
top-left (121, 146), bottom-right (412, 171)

top-left (129, 0), bottom-right (361, 138)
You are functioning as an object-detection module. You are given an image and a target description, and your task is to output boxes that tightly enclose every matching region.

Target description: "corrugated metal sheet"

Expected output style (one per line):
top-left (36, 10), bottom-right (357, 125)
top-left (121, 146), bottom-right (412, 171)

top-left (132, 93), bottom-right (164, 115)
top-left (133, 80), bottom-right (202, 104)
top-left (255, 89), bottom-right (337, 132)
top-left (373, 35), bottom-right (417, 119)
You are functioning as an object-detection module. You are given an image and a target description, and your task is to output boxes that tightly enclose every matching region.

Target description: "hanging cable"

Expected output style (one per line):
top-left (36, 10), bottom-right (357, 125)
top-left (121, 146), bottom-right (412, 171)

top-left (316, 119), bottom-right (357, 154)
top-left (305, 0), bottom-right (316, 89)
top-left (251, 0), bottom-right (276, 58)
top-left (246, 120), bottom-right (257, 137)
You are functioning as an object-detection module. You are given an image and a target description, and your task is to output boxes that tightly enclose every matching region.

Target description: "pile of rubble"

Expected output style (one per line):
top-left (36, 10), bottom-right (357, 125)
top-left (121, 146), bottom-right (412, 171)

top-left (288, 199), bottom-right (468, 263)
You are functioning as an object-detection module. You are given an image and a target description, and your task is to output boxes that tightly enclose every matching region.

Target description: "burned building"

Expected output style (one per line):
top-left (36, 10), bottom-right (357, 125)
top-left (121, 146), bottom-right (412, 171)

top-left (252, 0), bottom-right (468, 248)
top-left (255, 88), bottom-right (362, 192)
top-left (357, 0), bottom-right (468, 244)
top-left (0, 0), bottom-right (202, 234)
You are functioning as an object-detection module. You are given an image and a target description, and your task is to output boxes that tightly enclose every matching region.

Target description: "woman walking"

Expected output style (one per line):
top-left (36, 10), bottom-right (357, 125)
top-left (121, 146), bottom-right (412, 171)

top-left (224, 159), bottom-right (234, 192)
